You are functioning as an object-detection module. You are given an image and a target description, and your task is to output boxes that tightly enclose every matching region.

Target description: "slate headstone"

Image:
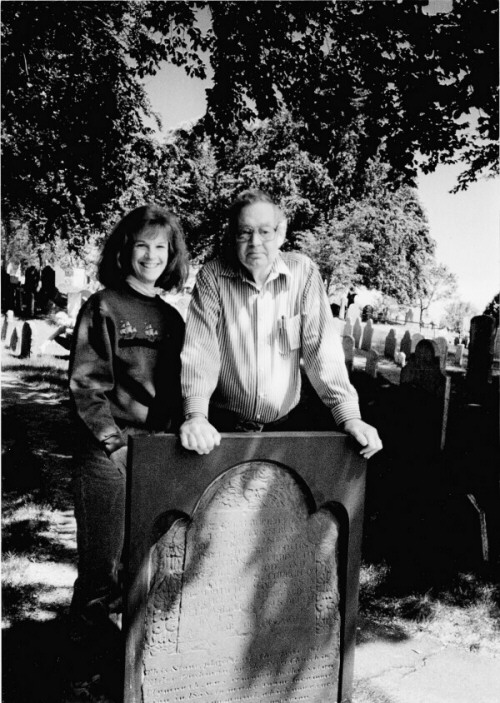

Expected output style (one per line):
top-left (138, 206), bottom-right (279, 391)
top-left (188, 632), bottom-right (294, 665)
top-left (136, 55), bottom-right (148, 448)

top-left (360, 318), bottom-right (373, 351)
top-left (125, 434), bottom-right (367, 703)
top-left (365, 349), bottom-right (379, 378)
top-left (384, 329), bottom-right (397, 360)
top-left (19, 322), bottom-right (32, 359)
top-left (411, 333), bottom-right (425, 353)
top-left (400, 330), bottom-right (412, 358)
top-left (466, 315), bottom-right (496, 398)
top-left (1, 315), bottom-right (9, 342)
top-left (343, 334), bottom-right (355, 376)
top-left (353, 317), bottom-right (362, 349)
top-left (343, 319), bottom-right (353, 338)
top-left (9, 326), bottom-right (19, 353)
top-left (434, 336), bottom-right (449, 371)
top-left (455, 343), bottom-right (465, 367)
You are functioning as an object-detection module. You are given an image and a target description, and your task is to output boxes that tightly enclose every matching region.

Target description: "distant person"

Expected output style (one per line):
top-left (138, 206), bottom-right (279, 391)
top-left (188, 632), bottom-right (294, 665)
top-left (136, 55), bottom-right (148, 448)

top-left (68, 206), bottom-right (188, 659)
top-left (180, 189), bottom-right (382, 457)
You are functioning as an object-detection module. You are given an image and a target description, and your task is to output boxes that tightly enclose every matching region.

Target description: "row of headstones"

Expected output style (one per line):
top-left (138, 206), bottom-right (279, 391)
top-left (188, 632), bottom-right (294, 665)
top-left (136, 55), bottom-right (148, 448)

top-left (1, 314), bottom-right (32, 358)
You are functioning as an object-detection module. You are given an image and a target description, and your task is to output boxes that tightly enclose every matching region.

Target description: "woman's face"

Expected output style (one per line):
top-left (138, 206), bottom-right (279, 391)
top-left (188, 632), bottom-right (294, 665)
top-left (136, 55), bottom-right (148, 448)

top-left (130, 226), bottom-right (169, 289)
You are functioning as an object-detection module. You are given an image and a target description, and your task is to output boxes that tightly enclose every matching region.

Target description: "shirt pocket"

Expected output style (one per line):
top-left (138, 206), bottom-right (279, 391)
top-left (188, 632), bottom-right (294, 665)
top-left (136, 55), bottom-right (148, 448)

top-left (278, 314), bottom-right (301, 356)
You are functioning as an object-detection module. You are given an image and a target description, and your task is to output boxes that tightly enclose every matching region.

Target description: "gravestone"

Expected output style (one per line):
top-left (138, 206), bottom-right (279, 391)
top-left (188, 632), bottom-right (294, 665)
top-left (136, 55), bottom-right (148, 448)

top-left (455, 343), bottom-right (465, 367)
top-left (493, 328), bottom-right (500, 369)
top-left (352, 318), bottom-right (362, 349)
top-left (400, 339), bottom-right (450, 449)
top-left (343, 319), bottom-right (352, 338)
top-left (365, 349), bottom-right (379, 378)
top-left (361, 305), bottom-right (373, 322)
top-left (19, 322), bottom-right (32, 359)
top-left (466, 315), bottom-right (496, 399)
top-left (384, 329), bottom-right (397, 360)
top-left (360, 318), bottom-right (373, 352)
top-left (1, 314), bottom-right (9, 342)
top-left (434, 336), bottom-right (449, 371)
top-left (125, 434), bottom-right (367, 703)
top-left (395, 351), bottom-right (406, 367)
top-left (9, 326), bottom-right (19, 353)
top-left (343, 335), bottom-right (355, 376)
top-left (411, 333), bottom-right (424, 353)
top-left (405, 309), bottom-right (414, 323)
top-left (346, 304), bottom-right (360, 322)
top-left (400, 330), bottom-right (412, 358)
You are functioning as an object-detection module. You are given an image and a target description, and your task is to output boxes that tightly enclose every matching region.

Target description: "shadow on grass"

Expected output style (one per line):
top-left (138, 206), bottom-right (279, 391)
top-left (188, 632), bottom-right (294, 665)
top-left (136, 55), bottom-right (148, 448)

top-left (2, 517), bottom-right (76, 562)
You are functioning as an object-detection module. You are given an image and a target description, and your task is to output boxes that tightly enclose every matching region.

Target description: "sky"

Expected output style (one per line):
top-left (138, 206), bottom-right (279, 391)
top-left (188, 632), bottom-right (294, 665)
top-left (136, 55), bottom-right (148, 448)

top-left (144, 62), bottom-right (499, 313)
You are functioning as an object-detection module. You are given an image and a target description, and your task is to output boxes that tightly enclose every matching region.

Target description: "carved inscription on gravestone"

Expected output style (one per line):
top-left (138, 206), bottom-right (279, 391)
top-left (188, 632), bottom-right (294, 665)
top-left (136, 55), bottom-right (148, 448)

top-left (143, 462), bottom-right (340, 703)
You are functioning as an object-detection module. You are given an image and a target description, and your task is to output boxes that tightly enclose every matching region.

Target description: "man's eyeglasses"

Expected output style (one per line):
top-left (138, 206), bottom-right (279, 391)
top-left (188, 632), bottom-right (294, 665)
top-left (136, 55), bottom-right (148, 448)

top-left (236, 226), bottom-right (278, 242)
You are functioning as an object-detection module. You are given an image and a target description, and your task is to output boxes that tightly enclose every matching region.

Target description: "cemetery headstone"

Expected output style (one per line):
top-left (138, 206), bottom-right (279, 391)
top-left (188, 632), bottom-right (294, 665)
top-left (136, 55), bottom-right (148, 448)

top-left (19, 322), bottom-right (32, 359)
top-left (395, 351), bottom-right (406, 367)
top-left (9, 326), bottom-right (19, 353)
top-left (400, 339), bottom-right (451, 450)
top-left (434, 336), bottom-right (449, 371)
top-left (353, 317), bottom-right (362, 349)
top-left (343, 335), bottom-right (355, 376)
top-left (384, 328), bottom-right (397, 360)
top-left (125, 434), bottom-right (367, 703)
top-left (405, 309), bottom-right (414, 323)
top-left (365, 349), bottom-right (379, 378)
top-left (455, 343), bottom-right (465, 367)
top-left (360, 318), bottom-right (373, 352)
top-left (361, 305), bottom-right (373, 322)
top-left (466, 315), bottom-right (496, 399)
top-left (411, 333), bottom-right (425, 353)
top-left (1, 314), bottom-right (9, 342)
top-left (400, 330), bottom-right (412, 358)
top-left (493, 328), bottom-right (500, 369)
top-left (343, 319), bottom-right (353, 338)
top-left (346, 304), bottom-right (360, 322)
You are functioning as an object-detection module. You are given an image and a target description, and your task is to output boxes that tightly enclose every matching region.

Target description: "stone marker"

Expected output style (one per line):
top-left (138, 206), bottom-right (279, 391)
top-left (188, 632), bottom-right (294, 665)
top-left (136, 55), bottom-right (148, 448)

top-left (360, 318), bottom-right (373, 352)
top-left (343, 318), bottom-right (352, 338)
top-left (466, 315), bottom-right (496, 399)
top-left (365, 349), bottom-right (379, 378)
top-left (395, 351), bottom-right (406, 367)
top-left (343, 334), bottom-right (355, 376)
top-left (434, 336), bottom-right (449, 371)
top-left (384, 329), bottom-right (397, 360)
top-left (400, 330), bottom-right (412, 358)
top-left (411, 333), bottom-right (424, 353)
top-left (19, 322), bottom-right (32, 359)
top-left (9, 326), bottom-right (19, 353)
top-left (493, 328), bottom-right (500, 369)
top-left (455, 343), bottom-right (465, 367)
top-left (353, 317), bottom-right (362, 349)
top-left (1, 315), bottom-right (8, 342)
top-left (346, 304), bottom-right (360, 321)
top-left (400, 339), bottom-right (450, 449)
top-left (125, 434), bottom-right (367, 703)
top-left (405, 309), bottom-right (414, 323)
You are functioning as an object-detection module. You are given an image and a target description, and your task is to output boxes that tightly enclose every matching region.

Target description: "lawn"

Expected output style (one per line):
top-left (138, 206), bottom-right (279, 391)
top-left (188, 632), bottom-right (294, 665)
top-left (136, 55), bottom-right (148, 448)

top-left (1, 323), bottom-right (499, 703)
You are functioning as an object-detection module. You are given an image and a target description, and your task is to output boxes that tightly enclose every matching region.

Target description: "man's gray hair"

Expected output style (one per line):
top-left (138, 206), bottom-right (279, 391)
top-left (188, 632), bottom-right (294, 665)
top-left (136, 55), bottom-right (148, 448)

top-left (227, 189), bottom-right (285, 233)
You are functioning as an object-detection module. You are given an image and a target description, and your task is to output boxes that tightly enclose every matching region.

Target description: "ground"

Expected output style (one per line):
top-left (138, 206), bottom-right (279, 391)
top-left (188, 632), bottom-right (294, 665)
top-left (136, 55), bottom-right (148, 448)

top-left (2, 318), bottom-right (499, 702)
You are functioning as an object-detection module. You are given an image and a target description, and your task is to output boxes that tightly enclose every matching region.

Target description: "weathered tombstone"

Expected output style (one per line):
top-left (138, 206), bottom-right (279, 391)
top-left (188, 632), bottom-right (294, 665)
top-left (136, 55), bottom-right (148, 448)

top-left (361, 305), bottom-right (373, 322)
top-left (343, 318), bottom-right (352, 338)
top-left (466, 315), bottom-right (496, 399)
top-left (19, 322), bottom-right (32, 359)
top-left (1, 314), bottom-right (9, 342)
top-left (360, 318), bottom-right (373, 352)
top-left (352, 317), bottom-right (362, 349)
top-left (365, 349), bottom-right (379, 378)
top-left (454, 336), bottom-right (460, 346)
top-left (125, 434), bottom-right (366, 703)
top-left (9, 326), bottom-right (19, 353)
top-left (343, 334), bottom-right (355, 376)
top-left (400, 330), bottom-right (412, 358)
top-left (455, 343), bottom-right (465, 367)
top-left (395, 350), bottom-right (406, 368)
top-left (400, 339), bottom-right (451, 449)
top-left (384, 329), bottom-right (397, 360)
top-left (411, 333), bottom-right (425, 353)
top-left (493, 328), bottom-right (500, 369)
top-left (405, 309), bottom-right (414, 323)
top-left (434, 336), bottom-right (449, 371)
top-left (346, 304), bottom-right (360, 322)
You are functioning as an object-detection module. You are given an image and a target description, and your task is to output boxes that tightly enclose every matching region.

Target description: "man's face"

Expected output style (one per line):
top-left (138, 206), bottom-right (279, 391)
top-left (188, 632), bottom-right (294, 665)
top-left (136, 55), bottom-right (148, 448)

top-left (235, 202), bottom-right (285, 283)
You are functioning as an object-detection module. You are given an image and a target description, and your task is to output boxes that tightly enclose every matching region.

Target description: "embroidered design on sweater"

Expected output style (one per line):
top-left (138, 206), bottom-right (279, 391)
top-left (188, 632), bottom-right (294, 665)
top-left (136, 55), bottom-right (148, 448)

top-left (119, 320), bottom-right (137, 339)
top-left (144, 323), bottom-right (159, 343)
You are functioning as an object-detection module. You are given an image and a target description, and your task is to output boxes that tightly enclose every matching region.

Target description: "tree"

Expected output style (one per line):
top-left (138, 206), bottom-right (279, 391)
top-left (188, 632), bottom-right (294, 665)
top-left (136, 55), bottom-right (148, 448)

top-left (205, 1), bottom-right (498, 192)
top-left (442, 300), bottom-right (479, 333)
top-left (414, 262), bottom-right (458, 327)
top-left (483, 293), bottom-right (499, 325)
top-left (1, 1), bottom-right (211, 250)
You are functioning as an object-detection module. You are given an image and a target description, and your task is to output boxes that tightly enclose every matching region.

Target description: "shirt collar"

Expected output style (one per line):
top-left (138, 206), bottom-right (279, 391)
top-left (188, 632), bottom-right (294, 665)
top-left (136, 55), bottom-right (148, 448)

top-left (220, 252), bottom-right (291, 284)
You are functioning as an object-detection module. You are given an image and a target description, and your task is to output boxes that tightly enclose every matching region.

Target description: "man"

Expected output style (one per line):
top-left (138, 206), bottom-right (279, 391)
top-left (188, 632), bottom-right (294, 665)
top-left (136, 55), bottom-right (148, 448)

top-left (180, 189), bottom-right (382, 457)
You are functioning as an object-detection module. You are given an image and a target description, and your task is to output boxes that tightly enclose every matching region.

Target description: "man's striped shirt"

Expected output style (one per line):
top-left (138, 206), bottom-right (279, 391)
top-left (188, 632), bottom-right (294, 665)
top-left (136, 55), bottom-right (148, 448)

top-left (181, 252), bottom-right (361, 426)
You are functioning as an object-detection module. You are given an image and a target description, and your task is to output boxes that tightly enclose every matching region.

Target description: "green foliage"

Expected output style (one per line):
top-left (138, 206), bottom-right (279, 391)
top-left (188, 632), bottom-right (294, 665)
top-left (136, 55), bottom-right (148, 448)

top-left (1, 1), bottom-right (210, 249)
top-left (205, 1), bottom-right (498, 191)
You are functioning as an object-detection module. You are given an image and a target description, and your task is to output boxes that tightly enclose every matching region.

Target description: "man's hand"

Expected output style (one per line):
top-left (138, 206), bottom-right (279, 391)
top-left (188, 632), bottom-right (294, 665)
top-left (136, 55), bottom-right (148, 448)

top-left (342, 419), bottom-right (382, 459)
top-left (180, 416), bottom-right (221, 455)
